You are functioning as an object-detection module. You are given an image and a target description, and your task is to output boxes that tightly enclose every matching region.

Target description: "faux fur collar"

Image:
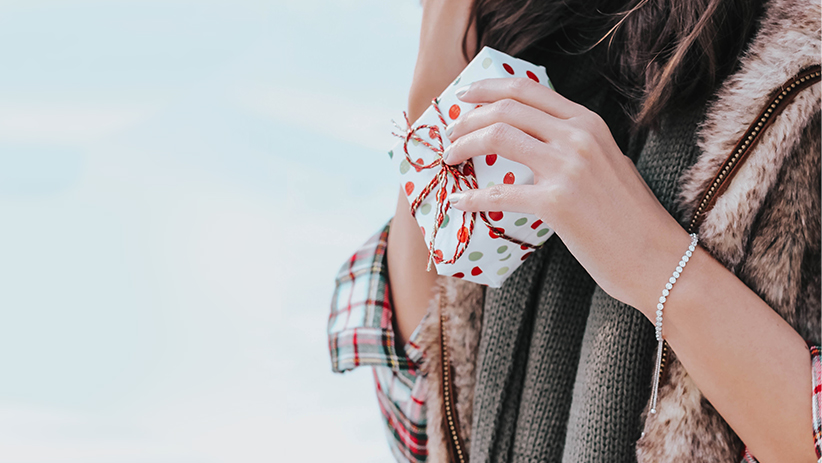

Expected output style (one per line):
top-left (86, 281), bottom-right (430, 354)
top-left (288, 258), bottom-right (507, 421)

top-left (677, 0), bottom-right (821, 269)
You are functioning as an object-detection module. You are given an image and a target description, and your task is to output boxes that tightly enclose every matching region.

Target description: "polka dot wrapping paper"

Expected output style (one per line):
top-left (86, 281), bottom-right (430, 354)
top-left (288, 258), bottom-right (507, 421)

top-left (389, 47), bottom-right (556, 287)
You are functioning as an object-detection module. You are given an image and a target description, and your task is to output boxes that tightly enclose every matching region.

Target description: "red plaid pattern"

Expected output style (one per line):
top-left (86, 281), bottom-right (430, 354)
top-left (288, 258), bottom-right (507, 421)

top-left (329, 222), bottom-right (430, 462)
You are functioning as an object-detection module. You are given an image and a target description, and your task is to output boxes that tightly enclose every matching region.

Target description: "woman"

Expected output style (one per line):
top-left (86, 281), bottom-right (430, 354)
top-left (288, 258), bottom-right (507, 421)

top-left (327, 0), bottom-right (821, 461)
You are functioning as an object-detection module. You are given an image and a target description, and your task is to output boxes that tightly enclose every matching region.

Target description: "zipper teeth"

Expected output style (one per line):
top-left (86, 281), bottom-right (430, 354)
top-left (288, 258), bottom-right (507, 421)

top-left (441, 313), bottom-right (465, 463)
top-left (687, 68), bottom-right (821, 233)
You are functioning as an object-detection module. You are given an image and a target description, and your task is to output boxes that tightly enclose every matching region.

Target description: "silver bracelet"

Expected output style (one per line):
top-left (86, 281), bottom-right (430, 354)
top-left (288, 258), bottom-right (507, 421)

top-left (650, 232), bottom-right (698, 415)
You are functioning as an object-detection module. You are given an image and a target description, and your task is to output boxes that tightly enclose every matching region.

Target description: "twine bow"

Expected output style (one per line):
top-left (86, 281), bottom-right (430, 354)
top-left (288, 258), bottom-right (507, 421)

top-left (392, 99), bottom-right (537, 271)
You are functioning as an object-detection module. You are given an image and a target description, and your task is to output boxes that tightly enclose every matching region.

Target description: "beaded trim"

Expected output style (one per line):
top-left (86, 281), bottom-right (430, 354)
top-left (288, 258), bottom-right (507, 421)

top-left (650, 232), bottom-right (698, 414)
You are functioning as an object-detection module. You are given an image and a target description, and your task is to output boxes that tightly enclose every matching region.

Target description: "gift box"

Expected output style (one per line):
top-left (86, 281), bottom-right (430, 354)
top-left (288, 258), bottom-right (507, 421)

top-left (389, 47), bottom-right (555, 287)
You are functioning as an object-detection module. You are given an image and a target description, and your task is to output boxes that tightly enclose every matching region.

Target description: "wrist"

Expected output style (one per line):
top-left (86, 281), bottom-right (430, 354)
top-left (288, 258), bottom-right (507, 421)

top-left (632, 220), bottom-right (695, 321)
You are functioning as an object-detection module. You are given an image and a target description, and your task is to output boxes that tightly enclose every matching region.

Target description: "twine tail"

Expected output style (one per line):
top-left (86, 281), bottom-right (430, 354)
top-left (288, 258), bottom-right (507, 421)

top-left (426, 218), bottom-right (442, 272)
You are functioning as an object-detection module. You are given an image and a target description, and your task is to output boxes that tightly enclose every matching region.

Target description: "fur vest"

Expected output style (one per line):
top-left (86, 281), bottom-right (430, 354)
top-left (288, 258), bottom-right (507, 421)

top-left (413, 0), bottom-right (821, 460)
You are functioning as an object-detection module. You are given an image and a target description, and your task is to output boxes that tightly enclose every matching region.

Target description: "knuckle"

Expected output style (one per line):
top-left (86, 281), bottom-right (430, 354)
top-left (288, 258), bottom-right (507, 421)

top-left (488, 122), bottom-right (511, 144)
top-left (568, 128), bottom-right (594, 152)
top-left (486, 184), bottom-right (508, 206)
top-left (564, 156), bottom-right (586, 181)
top-left (509, 77), bottom-right (535, 97)
top-left (495, 98), bottom-right (518, 117)
top-left (579, 111), bottom-right (606, 132)
top-left (550, 181), bottom-right (573, 205)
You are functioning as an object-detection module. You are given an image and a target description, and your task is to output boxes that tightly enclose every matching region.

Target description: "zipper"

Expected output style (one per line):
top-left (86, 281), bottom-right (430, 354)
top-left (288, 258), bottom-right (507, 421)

top-left (440, 307), bottom-right (466, 463)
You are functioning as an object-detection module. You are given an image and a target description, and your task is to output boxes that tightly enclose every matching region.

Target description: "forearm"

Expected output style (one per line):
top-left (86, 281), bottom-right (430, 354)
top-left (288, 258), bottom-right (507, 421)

top-left (409, 0), bottom-right (475, 120)
top-left (387, 188), bottom-right (439, 346)
top-left (636, 231), bottom-right (816, 463)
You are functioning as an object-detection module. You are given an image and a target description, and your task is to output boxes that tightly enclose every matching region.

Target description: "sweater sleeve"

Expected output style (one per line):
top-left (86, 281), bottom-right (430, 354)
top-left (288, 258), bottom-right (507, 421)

top-left (739, 344), bottom-right (822, 463)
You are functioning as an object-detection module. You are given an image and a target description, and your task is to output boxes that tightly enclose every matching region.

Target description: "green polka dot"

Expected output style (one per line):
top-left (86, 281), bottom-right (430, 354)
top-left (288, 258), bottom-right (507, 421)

top-left (399, 159), bottom-right (410, 174)
top-left (388, 150), bottom-right (393, 159)
top-left (496, 245), bottom-right (508, 254)
top-left (411, 138), bottom-right (420, 146)
top-left (496, 266), bottom-right (510, 275)
top-left (468, 251), bottom-right (483, 261)
top-left (537, 240), bottom-right (547, 246)
top-left (482, 57), bottom-right (493, 69)
top-left (453, 76), bottom-right (461, 86)
top-left (514, 217), bottom-right (528, 226)
top-left (420, 204), bottom-right (432, 215)
top-left (486, 181), bottom-right (495, 188)
top-left (499, 253), bottom-right (511, 261)
top-left (440, 214), bottom-right (450, 228)
top-left (537, 228), bottom-right (550, 237)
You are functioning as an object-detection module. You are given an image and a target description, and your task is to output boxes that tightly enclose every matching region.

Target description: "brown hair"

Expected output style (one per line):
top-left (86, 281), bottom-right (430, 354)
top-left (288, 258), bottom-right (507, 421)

top-left (463, 0), bottom-right (763, 127)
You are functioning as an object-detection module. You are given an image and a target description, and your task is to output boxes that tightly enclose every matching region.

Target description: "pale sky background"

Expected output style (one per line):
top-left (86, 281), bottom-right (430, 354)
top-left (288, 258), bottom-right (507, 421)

top-left (0, 1), bottom-right (422, 461)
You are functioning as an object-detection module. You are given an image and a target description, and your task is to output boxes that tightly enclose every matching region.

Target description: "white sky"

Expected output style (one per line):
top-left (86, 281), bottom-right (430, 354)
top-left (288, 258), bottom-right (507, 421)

top-left (0, 1), bottom-right (422, 461)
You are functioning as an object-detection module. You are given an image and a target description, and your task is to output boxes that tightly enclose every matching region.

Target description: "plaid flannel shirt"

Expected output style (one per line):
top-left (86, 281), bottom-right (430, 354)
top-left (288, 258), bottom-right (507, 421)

top-left (328, 222), bottom-right (429, 462)
top-left (328, 223), bottom-right (822, 463)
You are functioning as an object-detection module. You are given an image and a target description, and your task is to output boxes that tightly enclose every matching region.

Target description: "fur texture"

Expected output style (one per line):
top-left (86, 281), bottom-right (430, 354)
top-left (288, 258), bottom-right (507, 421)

top-left (637, 0), bottom-right (821, 460)
top-left (416, 277), bottom-right (485, 461)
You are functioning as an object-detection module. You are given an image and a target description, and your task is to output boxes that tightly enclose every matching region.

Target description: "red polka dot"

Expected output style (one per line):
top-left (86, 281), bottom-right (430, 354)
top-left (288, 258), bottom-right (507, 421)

top-left (449, 104), bottom-right (461, 120)
top-left (414, 158), bottom-right (424, 172)
top-left (452, 272), bottom-right (465, 279)
top-left (489, 227), bottom-right (505, 239)
top-left (526, 71), bottom-right (539, 83)
top-left (489, 211), bottom-right (503, 221)
top-left (486, 154), bottom-right (497, 166)
top-left (471, 266), bottom-right (483, 276)
top-left (503, 63), bottom-right (514, 75)
top-left (457, 227), bottom-right (470, 243)
top-left (429, 127), bottom-right (439, 139)
top-left (521, 252), bottom-right (533, 261)
top-left (475, 104), bottom-right (483, 109)
top-left (462, 163), bottom-right (475, 177)
top-left (405, 181), bottom-right (415, 195)
top-left (420, 226), bottom-right (425, 236)
top-left (433, 249), bottom-right (443, 263)
top-left (503, 172), bottom-right (516, 184)
top-left (530, 219), bottom-right (543, 230)
top-left (521, 244), bottom-right (530, 250)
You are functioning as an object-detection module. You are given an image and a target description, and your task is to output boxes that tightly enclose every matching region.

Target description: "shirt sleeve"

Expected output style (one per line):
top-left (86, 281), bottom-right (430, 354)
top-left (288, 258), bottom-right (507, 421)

top-left (328, 221), bottom-right (431, 462)
top-left (373, 322), bottom-right (430, 462)
top-left (739, 343), bottom-right (822, 463)
top-left (328, 220), bottom-right (418, 373)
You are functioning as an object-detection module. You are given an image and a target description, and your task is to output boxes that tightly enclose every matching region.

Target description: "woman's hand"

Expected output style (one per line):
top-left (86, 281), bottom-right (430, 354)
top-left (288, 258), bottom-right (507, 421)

top-left (443, 77), bottom-right (691, 315)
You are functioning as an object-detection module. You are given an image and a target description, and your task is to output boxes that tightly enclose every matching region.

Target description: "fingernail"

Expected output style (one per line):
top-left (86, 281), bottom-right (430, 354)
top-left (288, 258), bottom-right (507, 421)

top-left (444, 124), bottom-right (455, 139)
top-left (455, 85), bottom-right (471, 99)
top-left (442, 145), bottom-right (453, 163)
top-left (448, 193), bottom-right (465, 206)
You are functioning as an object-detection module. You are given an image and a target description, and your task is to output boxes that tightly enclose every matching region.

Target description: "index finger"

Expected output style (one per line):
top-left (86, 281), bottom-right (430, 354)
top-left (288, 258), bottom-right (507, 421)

top-left (456, 77), bottom-right (585, 120)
